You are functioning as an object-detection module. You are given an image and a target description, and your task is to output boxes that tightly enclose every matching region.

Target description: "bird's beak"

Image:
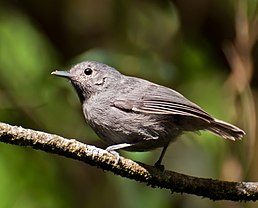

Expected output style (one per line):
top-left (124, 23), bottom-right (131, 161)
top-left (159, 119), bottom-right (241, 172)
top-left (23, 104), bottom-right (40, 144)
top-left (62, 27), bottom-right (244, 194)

top-left (51, 70), bottom-right (75, 79)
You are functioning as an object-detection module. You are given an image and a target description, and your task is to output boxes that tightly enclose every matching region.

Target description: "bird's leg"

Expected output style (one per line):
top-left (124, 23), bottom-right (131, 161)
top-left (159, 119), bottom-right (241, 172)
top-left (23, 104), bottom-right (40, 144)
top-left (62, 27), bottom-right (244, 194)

top-left (105, 143), bottom-right (133, 164)
top-left (154, 144), bottom-right (168, 170)
top-left (105, 143), bottom-right (133, 151)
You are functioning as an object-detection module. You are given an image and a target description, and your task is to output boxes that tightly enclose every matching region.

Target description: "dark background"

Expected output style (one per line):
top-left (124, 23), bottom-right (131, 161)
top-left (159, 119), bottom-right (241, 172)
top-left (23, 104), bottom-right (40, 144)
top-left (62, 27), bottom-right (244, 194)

top-left (0, 0), bottom-right (257, 207)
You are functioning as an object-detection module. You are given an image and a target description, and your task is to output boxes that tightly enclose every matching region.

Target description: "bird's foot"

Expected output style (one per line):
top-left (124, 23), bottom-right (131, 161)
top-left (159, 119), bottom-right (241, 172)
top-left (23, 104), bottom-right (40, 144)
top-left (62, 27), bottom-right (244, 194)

top-left (154, 161), bottom-right (165, 171)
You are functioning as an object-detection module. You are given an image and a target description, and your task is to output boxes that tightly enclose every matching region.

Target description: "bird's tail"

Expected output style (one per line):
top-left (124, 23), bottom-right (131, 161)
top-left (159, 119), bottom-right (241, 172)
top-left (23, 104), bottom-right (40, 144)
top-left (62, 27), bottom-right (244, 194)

top-left (207, 118), bottom-right (245, 141)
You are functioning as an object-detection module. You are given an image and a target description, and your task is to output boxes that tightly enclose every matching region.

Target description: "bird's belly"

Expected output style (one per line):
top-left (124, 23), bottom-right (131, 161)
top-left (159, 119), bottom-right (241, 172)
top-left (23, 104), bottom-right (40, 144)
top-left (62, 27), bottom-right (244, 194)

top-left (85, 106), bottom-right (182, 151)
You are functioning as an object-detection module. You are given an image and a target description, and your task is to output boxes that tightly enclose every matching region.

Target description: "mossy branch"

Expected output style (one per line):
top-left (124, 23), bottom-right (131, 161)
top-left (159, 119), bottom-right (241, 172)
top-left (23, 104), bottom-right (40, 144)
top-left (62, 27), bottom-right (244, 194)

top-left (0, 122), bottom-right (257, 201)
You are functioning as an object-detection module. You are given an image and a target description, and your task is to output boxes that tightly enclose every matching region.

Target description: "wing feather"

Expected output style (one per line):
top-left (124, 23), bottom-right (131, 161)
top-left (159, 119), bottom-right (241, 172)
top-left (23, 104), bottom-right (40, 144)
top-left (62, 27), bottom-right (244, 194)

top-left (113, 83), bottom-right (213, 123)
top-left (131, 99), bottom-right (212, 122)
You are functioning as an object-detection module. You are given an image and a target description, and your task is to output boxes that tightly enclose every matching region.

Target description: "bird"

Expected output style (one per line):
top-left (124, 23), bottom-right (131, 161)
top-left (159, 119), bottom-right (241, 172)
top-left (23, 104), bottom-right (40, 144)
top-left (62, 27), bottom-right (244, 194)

top-left (51, 61), bottom-right (245, 167)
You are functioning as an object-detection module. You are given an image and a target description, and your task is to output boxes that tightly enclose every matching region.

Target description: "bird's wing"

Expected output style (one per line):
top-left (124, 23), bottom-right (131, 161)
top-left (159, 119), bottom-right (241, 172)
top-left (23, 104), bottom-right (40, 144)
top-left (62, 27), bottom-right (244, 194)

top-left (113, 84), bottom-right (213, 123)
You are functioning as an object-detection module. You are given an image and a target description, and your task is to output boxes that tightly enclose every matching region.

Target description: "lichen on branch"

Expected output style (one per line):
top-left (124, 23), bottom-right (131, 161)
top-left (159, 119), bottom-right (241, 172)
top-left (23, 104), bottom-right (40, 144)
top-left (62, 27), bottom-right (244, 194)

top-left (0, 122), bottom-right (257, 201)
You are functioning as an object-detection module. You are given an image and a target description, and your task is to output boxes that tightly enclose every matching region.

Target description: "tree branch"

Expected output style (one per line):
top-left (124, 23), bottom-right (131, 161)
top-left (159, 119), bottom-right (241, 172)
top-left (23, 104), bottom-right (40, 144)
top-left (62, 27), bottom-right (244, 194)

top-left (0, 122), bottom-right (257, 201)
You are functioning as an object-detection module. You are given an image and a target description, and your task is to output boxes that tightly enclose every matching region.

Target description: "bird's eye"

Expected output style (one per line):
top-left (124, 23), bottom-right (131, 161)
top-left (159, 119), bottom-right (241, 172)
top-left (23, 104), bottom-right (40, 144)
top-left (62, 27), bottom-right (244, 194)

top-left (84, 68), bottom-right (93, 75)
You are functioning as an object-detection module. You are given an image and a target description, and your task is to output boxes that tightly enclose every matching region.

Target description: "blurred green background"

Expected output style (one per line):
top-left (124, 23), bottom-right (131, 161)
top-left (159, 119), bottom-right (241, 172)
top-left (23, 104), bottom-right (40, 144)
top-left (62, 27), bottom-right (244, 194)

top-left (0, 0), bottom-right (257, 207)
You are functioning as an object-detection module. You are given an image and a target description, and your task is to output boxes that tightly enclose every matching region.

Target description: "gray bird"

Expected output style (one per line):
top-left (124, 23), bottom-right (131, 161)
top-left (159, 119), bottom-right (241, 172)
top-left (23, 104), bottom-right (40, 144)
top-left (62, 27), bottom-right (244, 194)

top-left (52, 61), bottom-right (245, 166)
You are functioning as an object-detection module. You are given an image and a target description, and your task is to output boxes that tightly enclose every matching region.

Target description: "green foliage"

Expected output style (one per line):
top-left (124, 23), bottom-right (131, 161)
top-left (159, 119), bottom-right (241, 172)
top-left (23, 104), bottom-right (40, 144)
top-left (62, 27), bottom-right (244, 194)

top-left (0, 1), bottom-right (255, 208)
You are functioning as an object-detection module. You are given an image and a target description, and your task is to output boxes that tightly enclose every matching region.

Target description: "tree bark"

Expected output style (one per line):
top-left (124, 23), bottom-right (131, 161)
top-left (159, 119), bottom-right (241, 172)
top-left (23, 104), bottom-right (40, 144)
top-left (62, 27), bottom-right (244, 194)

top-left (0, 122), bottom-right (257, 201)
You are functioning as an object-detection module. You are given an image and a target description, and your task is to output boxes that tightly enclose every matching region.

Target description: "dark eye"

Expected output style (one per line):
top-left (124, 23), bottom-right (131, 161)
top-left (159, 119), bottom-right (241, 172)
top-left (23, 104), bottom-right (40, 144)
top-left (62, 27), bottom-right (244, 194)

top-left (84, 68), bottom-right (93, 75)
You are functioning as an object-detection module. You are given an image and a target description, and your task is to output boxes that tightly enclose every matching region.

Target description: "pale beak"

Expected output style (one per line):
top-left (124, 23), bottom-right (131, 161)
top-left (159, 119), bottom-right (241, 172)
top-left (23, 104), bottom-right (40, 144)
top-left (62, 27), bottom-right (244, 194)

top-left (51, 70), bottom-right (75, 79)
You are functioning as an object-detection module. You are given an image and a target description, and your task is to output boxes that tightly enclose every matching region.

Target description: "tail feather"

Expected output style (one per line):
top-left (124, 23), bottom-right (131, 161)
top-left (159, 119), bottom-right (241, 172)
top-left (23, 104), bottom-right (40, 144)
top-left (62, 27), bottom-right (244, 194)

top-left (207, 119), bottom-right (245, 141)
